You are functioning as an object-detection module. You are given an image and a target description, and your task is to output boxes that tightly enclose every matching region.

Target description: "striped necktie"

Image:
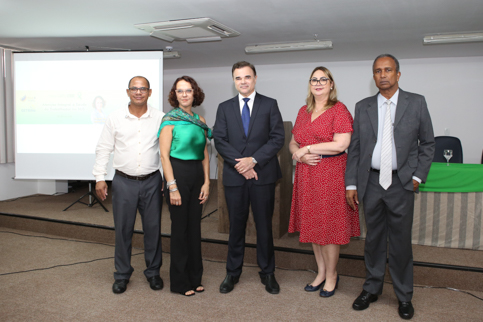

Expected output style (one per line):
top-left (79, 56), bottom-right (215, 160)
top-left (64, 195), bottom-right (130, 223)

top-left (380, 100), bottom-right (393, 190)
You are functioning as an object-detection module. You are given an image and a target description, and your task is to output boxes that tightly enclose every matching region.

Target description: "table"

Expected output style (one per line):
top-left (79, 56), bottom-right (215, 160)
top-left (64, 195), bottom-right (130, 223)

top-left (360, 163), bottom-right (483, 250)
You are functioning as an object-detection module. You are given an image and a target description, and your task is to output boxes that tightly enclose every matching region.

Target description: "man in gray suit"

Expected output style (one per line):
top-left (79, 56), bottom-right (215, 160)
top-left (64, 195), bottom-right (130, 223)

top-left (345, 54), bottom-right (435, 320)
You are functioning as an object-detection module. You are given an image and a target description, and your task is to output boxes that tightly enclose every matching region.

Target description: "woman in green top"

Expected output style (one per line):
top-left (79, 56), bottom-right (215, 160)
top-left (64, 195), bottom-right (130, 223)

top-left (159, 76), bottom-right (211, 296)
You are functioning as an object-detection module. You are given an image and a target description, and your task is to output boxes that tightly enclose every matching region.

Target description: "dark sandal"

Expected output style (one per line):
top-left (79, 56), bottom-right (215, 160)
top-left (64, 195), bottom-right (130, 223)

top-left (195, 285), bottom-right (204, 293)
top-left (180, 290), bottom-right (195, 296)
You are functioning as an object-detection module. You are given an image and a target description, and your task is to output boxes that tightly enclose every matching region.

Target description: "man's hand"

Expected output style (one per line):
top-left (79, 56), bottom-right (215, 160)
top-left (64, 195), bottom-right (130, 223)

top-left (241, 169), bottom-right (258, 180)
top-left (412, 179), bottom-right (420, 191)
top-left (235, 157), bottom-right (255, 174)
top-left (95, 181), bottom-right (108, 201)
top-left (345, 189), bottom-right (359, 210)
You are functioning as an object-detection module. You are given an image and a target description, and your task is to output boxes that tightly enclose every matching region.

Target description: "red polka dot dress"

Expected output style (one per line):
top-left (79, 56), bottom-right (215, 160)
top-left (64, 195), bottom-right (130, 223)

top-left (289, 102), bottom-right (360, 245)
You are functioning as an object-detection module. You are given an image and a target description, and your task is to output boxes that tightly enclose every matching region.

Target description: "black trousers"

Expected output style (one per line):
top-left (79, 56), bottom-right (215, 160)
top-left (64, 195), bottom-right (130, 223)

top-left (362, 171), bottom-right (415, 302)
top-left (224, 181), bottom-right (276, 277)
top-left (111, 171), bottom-right (163, 280)
top-left (166, 157), bottom-right (204, 293)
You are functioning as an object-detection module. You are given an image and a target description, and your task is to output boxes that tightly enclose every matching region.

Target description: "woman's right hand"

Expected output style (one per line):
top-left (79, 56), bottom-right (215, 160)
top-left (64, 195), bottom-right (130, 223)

top-left (300, 154), bottom-right (321, 166)
top-left (169, 187), bottom-right (182, 206)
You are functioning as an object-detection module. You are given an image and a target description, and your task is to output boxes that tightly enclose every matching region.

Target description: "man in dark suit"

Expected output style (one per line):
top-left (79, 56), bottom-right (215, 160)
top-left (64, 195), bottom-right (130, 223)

top-left (213, 61), bottom-right (285, 294)
top-left (345, 54), bottom-right (435, 320)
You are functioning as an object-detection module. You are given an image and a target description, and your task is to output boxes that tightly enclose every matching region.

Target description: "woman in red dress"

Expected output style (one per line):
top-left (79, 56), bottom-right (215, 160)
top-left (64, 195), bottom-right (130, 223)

top-left (289, 66), bottom-right (360, 298)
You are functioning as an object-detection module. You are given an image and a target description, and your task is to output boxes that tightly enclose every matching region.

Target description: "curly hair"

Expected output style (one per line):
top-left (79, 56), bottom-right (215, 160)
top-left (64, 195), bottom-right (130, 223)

top-left (168, 76), bottom-right (205, 108)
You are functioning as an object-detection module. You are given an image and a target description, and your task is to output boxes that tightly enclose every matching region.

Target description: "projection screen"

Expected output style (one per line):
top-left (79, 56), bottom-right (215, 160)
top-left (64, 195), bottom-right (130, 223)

top-left (13, 50), bottom-right (163, 180)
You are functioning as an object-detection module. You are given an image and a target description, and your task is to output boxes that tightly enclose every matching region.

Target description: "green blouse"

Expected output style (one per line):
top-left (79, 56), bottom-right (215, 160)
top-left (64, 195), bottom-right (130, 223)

top-left (163, 113), bottom-right (206, 161)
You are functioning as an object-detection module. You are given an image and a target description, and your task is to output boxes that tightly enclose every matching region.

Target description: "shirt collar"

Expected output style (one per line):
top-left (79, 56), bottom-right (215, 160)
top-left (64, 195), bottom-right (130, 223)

top-left (125, 104), bottom-right (151, 118)
top-left (377, 89), bottom-right (399, 108)
top-left (238, 91), bottom-right (256, 103)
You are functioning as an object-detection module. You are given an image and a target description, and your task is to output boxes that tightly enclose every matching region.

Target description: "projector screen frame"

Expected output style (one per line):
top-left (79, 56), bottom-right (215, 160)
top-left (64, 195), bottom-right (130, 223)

top-left (13, 50), bottom-right (164, 181)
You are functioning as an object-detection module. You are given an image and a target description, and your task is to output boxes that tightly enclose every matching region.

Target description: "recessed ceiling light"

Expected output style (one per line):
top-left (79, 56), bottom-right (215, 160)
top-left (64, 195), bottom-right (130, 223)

top-left (423, 32), bottom-right (483, 45)
top-left (245, 40), bottom-right (333, 54)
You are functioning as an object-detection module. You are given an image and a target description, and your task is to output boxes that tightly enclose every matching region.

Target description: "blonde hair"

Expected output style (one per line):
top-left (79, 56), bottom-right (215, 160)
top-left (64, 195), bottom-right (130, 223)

top-left (306, 66), bottom-right (338, 113)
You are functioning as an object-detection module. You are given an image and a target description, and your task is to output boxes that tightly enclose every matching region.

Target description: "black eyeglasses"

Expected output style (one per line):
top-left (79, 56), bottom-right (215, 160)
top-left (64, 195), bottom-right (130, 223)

top-left (309, 77), bottom-right (329, 86)
top-left (129, 87), bottom-right (149, 93)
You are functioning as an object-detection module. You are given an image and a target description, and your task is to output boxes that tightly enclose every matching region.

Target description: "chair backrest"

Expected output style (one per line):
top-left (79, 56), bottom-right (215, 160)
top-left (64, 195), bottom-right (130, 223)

top-left (433, 136), bottom-right (463, 163)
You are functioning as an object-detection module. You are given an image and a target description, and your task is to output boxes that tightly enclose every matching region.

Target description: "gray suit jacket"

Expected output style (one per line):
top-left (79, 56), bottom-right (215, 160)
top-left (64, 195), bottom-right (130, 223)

top-left (345, 89), bottom-right (435, 199)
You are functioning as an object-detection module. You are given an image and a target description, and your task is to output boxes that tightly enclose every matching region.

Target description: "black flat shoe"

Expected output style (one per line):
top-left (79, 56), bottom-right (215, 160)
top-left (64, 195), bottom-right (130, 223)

top-left (398, 301), bottom-right (414, 320)
top-left (219, 275), bottom-right (239, 293)
top-left (304, 280), bottom-right (325, 292)
top-left (147, 275), bottom-right (164, 291)
top-left (319, 275), bottom-right (339, 298)
top-left (261, 274), bottom-right (280, 294)
top-left (352, 290), bottom-right (378, 310)
top-left (112, 279), bottom-right (129, 294)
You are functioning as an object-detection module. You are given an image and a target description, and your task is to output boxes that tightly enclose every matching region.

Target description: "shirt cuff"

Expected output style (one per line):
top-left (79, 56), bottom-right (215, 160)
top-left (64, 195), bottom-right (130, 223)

top-left (412, 176), bottom-right (422, 183)
top-left (95, 175), bottom-right (105, 182)
top-left (346, 185), bottom-right (357, 190)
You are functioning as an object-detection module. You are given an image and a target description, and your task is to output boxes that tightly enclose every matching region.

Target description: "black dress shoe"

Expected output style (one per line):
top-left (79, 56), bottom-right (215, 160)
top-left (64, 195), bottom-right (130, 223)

top-left (147, 275), bottom-right (164, 291)
top-left (261, 274), bottom-right (280, 294)
top-left (352, 290), bottom-right (378, 310)
top-left (112, 279), bottom-right (129, 294)
top-left (398, 301), bottom-right (414, 320)
top-left (219, 275), bottom-right (239, 293)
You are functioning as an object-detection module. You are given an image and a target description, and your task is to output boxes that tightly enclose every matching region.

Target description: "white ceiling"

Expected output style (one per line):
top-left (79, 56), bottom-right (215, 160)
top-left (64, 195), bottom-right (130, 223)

top-left (1, 0), bottom-right (482, 70)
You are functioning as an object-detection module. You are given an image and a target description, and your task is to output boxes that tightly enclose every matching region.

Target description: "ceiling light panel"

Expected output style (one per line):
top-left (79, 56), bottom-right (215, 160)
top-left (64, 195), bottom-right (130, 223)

top-left (245, 40), bottom-right (333, 54)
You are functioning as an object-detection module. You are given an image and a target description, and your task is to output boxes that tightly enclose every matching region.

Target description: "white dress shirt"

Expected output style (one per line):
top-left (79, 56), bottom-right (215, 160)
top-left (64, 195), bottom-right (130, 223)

top-left (93, 105), bottom-right (164, 182)
top-left (371, 90), bottom-right (399, 170)
top-left (238, 91), bottom-right (256, 116)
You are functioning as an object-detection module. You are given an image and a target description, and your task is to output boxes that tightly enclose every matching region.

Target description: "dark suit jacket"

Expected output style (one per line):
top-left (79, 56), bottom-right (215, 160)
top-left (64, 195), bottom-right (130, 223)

top-left (213, 93), bottom-right (285, 187)
top-left (345, 89), bottom-right (435, 199)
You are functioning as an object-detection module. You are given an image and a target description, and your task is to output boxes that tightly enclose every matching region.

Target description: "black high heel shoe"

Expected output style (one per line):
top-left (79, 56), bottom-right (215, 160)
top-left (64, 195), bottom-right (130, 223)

top-left (319, 275), bottom-right (339, 298)
top-left (304, 280), bottom-right (325, 292)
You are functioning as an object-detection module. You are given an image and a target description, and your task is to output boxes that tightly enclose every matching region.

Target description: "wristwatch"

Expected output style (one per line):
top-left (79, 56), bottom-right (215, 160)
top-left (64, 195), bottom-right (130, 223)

top-left (252, 157), bottom-right (258, 164)
top-left (307, 145), bottom-right (311, 154)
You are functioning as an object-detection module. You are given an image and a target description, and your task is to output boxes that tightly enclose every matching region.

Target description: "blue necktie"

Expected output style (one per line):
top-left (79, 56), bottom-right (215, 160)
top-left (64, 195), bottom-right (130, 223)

top-left (241, 98), bottom-right (250, 136)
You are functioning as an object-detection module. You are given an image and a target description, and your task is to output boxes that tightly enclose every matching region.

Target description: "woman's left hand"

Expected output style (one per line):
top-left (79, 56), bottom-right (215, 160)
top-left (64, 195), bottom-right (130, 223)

top-left (292, 147), bottom-right (308, 162)
top-left (199, 183), bottom-right (210, 204)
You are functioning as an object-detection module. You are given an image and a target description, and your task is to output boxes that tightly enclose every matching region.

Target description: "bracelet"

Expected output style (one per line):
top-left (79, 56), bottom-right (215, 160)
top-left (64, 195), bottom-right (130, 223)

top-left (167, 179), bottom-right (176, 188)
top-left (169, 188), bottom-right (178, 192)
top-left (307, 145), bottom-right (311, 154)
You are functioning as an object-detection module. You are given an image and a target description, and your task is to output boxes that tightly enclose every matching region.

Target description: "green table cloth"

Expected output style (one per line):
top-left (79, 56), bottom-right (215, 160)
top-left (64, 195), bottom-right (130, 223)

top-left (419, 162), bottom-right (483, 192)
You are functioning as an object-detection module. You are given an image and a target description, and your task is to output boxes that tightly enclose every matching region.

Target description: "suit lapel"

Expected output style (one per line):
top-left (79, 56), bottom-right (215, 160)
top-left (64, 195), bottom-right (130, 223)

top-left (394, 89), bottom-right (408, 128)
top-left (230, 96), bottom-right (246, 136)
top-left (248, 93), bottom-right (262, 137)
top-left (366, 95), bottom-right (378, 137)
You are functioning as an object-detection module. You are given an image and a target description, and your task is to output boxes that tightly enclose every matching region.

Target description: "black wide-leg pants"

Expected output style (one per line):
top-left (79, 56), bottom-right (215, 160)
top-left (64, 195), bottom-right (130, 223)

top-left (166, 157), bottom-right (204, 293)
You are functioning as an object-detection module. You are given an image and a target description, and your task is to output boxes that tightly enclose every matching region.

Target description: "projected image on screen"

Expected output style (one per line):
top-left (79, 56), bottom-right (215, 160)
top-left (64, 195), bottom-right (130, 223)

top-left (14, 51), bottom-right (164, 180)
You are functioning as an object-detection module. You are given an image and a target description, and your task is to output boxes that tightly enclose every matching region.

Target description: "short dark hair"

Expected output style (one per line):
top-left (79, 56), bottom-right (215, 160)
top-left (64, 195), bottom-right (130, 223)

top-left (372, 54), bottom-right (400, 73)
top-left (128, 76), bottom-right (150, 89)
top-left (232, 61), bottom-right (257, 76)
top-left (168, 76), bottom-right (205, 108)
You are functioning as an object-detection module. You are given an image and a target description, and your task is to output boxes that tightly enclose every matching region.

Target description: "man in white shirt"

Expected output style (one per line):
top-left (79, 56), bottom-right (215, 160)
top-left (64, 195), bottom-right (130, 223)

top-left (345, 55), bottom-right (434, 319)
top-left (93, 76), bottom-right (164, 294)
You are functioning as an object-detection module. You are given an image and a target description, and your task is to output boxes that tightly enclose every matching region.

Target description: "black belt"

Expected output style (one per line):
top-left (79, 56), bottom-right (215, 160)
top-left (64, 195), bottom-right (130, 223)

top-left (321, 151), bottom-right (346, 159)
top-left (371, 168), bottom-right (397, 174)
top-left (115, 170), bottom-right (158, 181)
